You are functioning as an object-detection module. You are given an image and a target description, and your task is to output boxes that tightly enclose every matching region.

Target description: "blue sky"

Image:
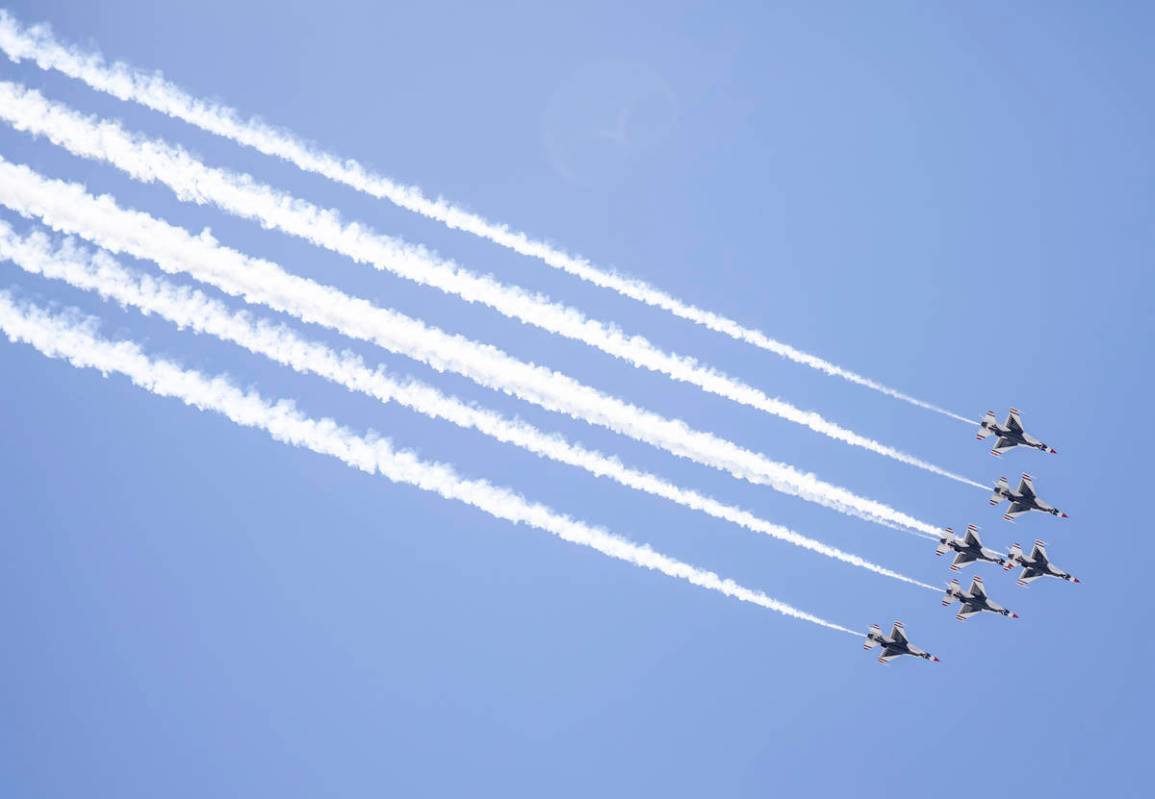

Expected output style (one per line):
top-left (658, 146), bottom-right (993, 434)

top-left (0, 1), bottom-right (1151, 796)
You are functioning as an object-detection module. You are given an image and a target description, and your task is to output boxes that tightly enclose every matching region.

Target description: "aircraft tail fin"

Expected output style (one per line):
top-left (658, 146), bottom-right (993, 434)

top-left (989, 477), bottom-right (1009, 506)
top-left (1005, 543), bottom-right (1023, 569)
top-left (941, 580), bottom-right (960, 606)
top-left (976, 411), bottom-right (997, 440)
top-left (935, 528), bottom-right (953, 556)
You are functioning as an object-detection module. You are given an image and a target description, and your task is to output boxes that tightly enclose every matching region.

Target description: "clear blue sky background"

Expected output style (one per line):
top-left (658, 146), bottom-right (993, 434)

top-left (0, 2), bottom-right (1151, 796)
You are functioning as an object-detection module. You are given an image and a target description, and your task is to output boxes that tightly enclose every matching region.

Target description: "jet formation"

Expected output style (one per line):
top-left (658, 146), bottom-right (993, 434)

top-left (864, 407), bottom-right (1076, 665)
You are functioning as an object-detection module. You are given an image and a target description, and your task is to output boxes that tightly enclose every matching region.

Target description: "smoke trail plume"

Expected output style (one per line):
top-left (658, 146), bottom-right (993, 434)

top-left (0, 155), bottom-right (947, 536)
top-left (0, 290), bottom-right (863, 635)
top-left (0, 219), bottom-right (939, 590)
top-left (0, 9), bottom-right (973, 425)
top-left (0, 79), bottom-right (983, 487)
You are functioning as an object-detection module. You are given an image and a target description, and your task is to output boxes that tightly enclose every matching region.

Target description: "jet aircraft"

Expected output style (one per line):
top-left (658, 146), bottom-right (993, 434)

top-left (936, 524), bottom-right (1006, 570)
top-left (863, 621), bottom-right (939, 664)
top-left (990, 473), bottom-right (1068, 521)
top-left (977, 408), bottom-right (1056, 457)
top-left (1005, 540), bottom-right (1080, 586)
top-left (942, 576), bottom-right (1018, 621)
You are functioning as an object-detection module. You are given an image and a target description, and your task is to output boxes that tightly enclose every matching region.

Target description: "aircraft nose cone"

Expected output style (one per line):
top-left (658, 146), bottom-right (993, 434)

top-left (1060, 512), bottom-right (1069, 519)
top-left (1073, 577), bottom-right (1081, 584)
top-left (1049, 448), bottom-right (1057, 454)
top-left (1010, 612), bottom-right (1020, 619)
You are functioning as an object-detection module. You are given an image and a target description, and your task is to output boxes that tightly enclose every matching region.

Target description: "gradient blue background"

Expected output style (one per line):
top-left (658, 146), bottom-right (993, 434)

top-left (1, 2), bottom-right (1151, 796)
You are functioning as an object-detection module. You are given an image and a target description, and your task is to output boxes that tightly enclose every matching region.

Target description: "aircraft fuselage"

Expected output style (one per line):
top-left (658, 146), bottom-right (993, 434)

top-left (984, 423), bottom-right (1047, 451)
top-left (961, 545), bottom-right (998, 562)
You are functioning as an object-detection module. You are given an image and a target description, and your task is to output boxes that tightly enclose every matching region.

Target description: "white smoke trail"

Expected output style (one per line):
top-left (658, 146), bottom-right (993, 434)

top-left (0, 156), bottom-right (946, 537)
top-left (0, 290), bottom-right (863, 635)
top-left (0, 79), bottom-right (984, 488)
top-left (0, 9), bottom-right (974, 426)
top-left (0, 219), bottom-right (939, 591)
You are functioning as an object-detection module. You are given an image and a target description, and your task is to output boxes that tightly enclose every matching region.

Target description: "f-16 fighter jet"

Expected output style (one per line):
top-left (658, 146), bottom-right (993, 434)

top-left (990, 474), bottom-right (1068, 521)
top-left (863, 621), bottom-right (940, 664)
top-left (936, 524), bottom-right (1006, 571)
top-left (942, 576), bottom-right (1018, 621)
top-left (977, 408), bottom-right (1056, 457)
top-left (1005, 539), bottom-right (1080, 587)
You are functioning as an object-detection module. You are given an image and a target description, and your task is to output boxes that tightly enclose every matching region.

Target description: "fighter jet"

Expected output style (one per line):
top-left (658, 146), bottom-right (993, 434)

top-left (862, 621), bottom-right (940, 664)
top-left (990, 473), bottom-right (1068, 521)
top-left (976, 407), bottom-right (1056, 457)
top-left (941, 576), bottom-right (1018, 621)
top-left (1005, 539), bottom-right (1080, 587)
top-left (936, 524), bottom-right (1006, 570)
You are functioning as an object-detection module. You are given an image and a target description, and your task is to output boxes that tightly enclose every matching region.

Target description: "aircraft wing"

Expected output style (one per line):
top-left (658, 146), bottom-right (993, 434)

top-left (878, 647), bottom-right (904, 664)
top-left (1005, 409), bottom-right (1025, 434)
top-left (991, 436), bottom-right (1019, 455)
top-left (955, 602), bottom-right (981, 620)
top-left (963, 525), bottom-right (983, 547)
top-left (889, 623), bottom-right (908, 646)
top-left (1018, 474), bottom-right (1037, 500)
top-left (969, 577), bottom-right (988, 599)
top-left (1030, 540), bottom-right (1049, 564)
top-left (1003, 502), bottom-right (1032, 521)
top-left (1017, 567), bottom-right (1045, 586)
top-left (951, 551), bottom-right (977, 570)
